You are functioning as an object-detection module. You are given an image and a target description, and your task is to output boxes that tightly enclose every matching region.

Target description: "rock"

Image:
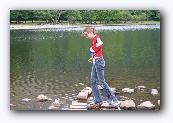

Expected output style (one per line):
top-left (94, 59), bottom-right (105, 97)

top-left (82, 87), bottom-right (92, 94)
top-left (10, 104), bottom-right (16, 106)
top-left (137, 101), bottom-right (155, 110)
top-left (48, 105), bottom-right (58, 110)
top-left (37, 94), bottom-right (48, 102)
top-left (51, 99), bottom-right (60, 107)
top-left (122, 88), bottom-right (134, 93)
top-left (136, 86), bottom-right (146, 89)
top-left (70, 105), bottom-right (87, 109)
top-left (151, 89), bottom-right (159, 95)
top-left (72, 101), bottom-right (87, 106)
top-left (120, 100), bottom-right (136, 110)
top-left (22, 98), bottom-right (31, 101)
top-left (77, 91), bottom-right (88, 100)
top-left (158, 100), bottom-right (160, 107)
top-left (110, 88), bottom-right (116, 94)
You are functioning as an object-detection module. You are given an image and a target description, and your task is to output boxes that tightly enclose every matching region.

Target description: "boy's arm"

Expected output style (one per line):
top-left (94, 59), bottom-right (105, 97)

top-left (88, 57), bottom-right (93, 63)
top-left (92, 38), bottom-right (103, 52)
top-left (96, 38), bottom-right (103, 47)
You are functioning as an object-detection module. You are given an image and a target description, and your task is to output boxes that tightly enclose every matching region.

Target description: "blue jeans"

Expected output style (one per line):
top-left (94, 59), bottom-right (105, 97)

top-left (90, 57), bottom-right (118, 104)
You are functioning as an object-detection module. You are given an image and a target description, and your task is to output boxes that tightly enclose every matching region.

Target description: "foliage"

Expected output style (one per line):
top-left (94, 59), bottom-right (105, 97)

top-left (10, 10), bottom-right (160, 24)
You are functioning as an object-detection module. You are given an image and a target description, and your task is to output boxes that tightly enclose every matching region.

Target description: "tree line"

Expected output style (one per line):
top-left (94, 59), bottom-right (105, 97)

top-left (10, 10), bottom-right (160, 24)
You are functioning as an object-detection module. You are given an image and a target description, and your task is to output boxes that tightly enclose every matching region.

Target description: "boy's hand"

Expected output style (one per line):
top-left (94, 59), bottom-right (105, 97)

top-left (88, 57), bottom-right (93, 63)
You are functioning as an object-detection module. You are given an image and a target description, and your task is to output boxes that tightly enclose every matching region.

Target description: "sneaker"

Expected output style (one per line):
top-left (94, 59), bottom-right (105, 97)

top-left (107, 98), bottom-right (114, 105)
top-left (107, 99), bottom-right (120, 105)
top-left (89, 100), bottom-right (103, 105)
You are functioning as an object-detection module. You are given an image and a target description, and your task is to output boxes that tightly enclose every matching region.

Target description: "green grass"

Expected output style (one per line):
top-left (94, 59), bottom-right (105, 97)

top-left (10, 20), bottom-right (160, 26)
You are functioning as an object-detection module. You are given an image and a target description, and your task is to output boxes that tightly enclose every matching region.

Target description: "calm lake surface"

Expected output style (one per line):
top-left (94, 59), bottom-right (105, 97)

top-left (10, 25), bottom-right (160, 110)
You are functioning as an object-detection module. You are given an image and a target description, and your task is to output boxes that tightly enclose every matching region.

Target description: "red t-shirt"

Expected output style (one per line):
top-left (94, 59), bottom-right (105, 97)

top-left (92, 35), bottom-right (103, 57)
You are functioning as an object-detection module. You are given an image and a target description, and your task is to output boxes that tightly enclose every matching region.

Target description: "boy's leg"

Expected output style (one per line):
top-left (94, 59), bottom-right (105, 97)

top-left (95, 58), bottom-right (118, 104)
top-left (90, 64), bottom-right (103, 104)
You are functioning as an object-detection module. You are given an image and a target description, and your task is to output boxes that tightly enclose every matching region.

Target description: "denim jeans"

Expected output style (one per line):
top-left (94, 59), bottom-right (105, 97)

top-left (90, 57), bottom-right (118, 104)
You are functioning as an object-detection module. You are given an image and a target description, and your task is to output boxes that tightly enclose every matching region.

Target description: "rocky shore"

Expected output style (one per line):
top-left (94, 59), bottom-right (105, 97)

top-left (10, 24), bottom-right (105, 30)
top-left (10, 24), bottom-right (81, 30)
top-left (12, 85), bottom-right (160, 110)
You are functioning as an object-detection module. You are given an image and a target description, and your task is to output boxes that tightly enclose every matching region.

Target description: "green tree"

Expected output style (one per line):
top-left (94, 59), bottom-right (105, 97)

top-left (80, 10), bottom-right (96, 24)
top-left (67, 10), bottom-right (82, 24)
top-left (10, 10), bottom-right (22, 24)
top-left (20, 10), bottom-right (30, 23)
top-left (34, 10), bottom-right (46, 24)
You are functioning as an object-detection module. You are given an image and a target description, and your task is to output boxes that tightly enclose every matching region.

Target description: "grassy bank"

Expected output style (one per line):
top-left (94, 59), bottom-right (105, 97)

top-left (10, 20), bottom-right (160, 26)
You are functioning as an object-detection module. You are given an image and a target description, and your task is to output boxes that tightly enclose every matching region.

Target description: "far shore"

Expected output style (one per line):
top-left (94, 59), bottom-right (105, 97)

top-left (10, 23), bottom-right (159, 30)
top-left (10, 23), bottom-right (109, 30)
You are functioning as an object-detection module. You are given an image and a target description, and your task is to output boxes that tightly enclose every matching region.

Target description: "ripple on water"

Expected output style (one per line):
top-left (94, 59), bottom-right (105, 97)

top-left (24, 25), bottom-right (160, 32)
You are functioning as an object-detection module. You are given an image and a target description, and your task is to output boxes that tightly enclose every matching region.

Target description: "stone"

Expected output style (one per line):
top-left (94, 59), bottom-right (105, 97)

top-left (137, 86), bottom-right (146, 89)
top-left (37, 94), bottom-right (48, 102)
top-left (51, 99), bottom-right (60, 107)
top-left (77, 91), bottom-right (88, 100)
top-left (72, 101), bottom-right (87, 106)
top-left (22, 98), bottom-right (31, 101)
top-left (120, 100), bottom-right (136, 110)
top-left (151, 89), bottom-right (159, 95)
top-left (83, 87), bottom-right (92, 94)
top-left (137, 101), bottom-right (155, 110)
top-left (122, 88), bottom-right (134, 93)
top-left (69, 109), bottom-right (87, 110)
top-left (158, 100), bottom-right (160, 107)
top-left (70, 105), bottom-right (87, 109)
top-left (110, 88), bottom-right (116, 94)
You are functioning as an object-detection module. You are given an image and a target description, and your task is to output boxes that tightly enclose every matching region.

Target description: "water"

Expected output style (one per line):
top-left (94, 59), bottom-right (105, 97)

top-left (10, 25), bottom-right (160, 110)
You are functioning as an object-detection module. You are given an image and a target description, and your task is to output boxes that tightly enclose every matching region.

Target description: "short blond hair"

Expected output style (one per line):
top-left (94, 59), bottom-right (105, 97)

top-left (83, 27), bottom-right (97, 35)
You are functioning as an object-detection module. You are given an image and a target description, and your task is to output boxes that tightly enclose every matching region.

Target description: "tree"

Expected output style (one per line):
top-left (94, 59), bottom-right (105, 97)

top-left (34, 10), bottom-right (45, 24)
top-left (67, 10), bottom-right (82, 24)
top-left (10, 10), bottom-right (22, 24)
top-left (20, 10), bottom-right (30, 23)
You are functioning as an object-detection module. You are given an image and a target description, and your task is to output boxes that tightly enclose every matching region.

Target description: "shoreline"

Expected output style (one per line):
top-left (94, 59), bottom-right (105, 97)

top-left (10, 23), bottom-right (159, 30)
top-left (10, 24), bottom-right (104, 30)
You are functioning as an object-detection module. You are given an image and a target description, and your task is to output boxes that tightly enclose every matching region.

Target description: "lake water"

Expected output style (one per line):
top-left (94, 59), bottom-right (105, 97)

top-left (10, 25), bottom-right (160, 110)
